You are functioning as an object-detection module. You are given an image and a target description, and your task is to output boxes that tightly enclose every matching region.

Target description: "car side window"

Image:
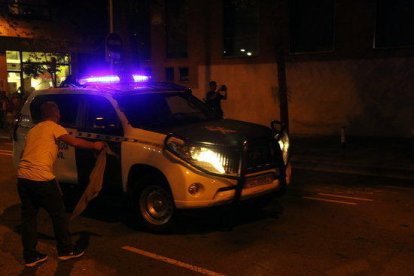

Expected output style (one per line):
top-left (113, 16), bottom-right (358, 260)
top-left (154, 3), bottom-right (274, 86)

top-left (81, 95), bottom-right (123, 136)
top-left (30, 94), bottom-right (81, 128)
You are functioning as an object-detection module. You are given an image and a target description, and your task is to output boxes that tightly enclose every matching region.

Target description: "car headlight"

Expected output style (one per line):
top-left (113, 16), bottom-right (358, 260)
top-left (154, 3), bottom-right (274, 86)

top-left (166, 138), bottom-right (228, 175)
top-left (277, 131), bottom-right (290, 165)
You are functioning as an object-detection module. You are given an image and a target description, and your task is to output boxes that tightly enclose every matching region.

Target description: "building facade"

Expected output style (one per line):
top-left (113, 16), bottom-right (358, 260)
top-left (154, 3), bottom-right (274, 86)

top-left (131, 0), bottom-right (414, 137)
top-left (0, 0), bottom-right (107, 97)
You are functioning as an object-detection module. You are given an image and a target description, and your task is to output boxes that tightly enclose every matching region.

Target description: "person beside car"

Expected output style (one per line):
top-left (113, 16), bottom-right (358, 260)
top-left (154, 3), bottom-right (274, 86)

top-left (16, 101), bottom-right (105, 267)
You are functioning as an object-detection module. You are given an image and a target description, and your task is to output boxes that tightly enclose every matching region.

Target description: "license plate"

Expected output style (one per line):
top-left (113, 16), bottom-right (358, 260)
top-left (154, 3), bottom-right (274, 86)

top-left (245, 173), bottom-right (275, 188)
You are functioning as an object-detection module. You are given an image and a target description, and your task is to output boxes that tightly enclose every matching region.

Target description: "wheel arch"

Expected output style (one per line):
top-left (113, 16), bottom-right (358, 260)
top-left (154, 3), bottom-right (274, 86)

top-left (126, 164), bottom-right (170, 195)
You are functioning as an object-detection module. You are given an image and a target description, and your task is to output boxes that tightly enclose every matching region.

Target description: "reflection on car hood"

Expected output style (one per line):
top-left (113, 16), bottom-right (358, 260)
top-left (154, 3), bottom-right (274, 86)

top-left (161, 119), bottom-right (273, 147)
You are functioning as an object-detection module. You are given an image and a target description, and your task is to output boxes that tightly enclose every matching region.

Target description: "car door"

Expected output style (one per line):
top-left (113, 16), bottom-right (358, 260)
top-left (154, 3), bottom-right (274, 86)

top-left (76, 95), bottom-right (124, 194)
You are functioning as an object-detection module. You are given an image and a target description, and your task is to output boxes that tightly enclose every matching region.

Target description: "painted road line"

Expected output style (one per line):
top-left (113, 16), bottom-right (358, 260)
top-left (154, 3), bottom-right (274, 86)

top-left (379, 185), bottom-right (414, 191)
top-left (317, 193), bottom-right (374, 202)
top-left (122, 245), bottom-right (226, 276)
top-left (0, 150), bottom-right (12, 156)
top-left (303, 196), bottom-right (357, 205)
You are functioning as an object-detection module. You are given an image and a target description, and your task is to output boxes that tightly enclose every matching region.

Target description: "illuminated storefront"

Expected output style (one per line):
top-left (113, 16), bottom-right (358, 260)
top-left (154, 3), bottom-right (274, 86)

top-left (6, 50), bottom-right (71, 95)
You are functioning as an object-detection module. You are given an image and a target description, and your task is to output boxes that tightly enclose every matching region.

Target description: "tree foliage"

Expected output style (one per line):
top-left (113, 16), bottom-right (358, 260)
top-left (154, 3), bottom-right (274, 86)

top-left (22, 53), bottom-right (67, 88)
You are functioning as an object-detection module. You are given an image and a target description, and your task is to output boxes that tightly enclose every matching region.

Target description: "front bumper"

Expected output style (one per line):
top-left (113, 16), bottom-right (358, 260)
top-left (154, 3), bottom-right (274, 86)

top-left (165, 135), bottom-right (289, 209)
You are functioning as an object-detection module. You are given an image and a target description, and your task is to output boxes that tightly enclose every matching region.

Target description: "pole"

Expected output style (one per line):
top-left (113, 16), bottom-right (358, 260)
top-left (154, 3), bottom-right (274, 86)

top-left (109, 0), bottom-right (114, 33)
top-left (277, 54), bottom-right (289, 133)
top-left (108, 0), bottom-right (114, 72)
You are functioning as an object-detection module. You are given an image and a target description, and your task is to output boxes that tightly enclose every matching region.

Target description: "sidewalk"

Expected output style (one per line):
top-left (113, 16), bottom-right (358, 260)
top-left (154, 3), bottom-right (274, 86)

top-left (290, 136), bottom-right (414, 180)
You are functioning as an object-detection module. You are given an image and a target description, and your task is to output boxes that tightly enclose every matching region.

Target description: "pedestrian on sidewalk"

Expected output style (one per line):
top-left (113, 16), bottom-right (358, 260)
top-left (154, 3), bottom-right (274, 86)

top-left (16, 101), bottom-right (105, 267)
top-left (205, 80), bottom-right (227, 118)
top-left (0, 91), bottom-right (8, 129)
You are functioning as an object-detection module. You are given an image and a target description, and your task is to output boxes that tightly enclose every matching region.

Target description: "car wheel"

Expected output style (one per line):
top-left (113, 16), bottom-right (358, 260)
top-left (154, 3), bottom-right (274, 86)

top-left (133, 181), bottom-right (175, 232)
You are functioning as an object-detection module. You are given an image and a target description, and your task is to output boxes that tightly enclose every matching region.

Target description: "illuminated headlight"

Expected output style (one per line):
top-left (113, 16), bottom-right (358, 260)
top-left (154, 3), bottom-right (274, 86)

top-left (278, 132), bottom-right (290, 165)
top-left (190, 147), bottom-right (225, 174)
top-left (166, 139), bottom-right (227, 175)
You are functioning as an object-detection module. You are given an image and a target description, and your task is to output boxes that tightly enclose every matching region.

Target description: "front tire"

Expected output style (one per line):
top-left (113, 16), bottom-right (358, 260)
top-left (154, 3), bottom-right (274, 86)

top-left (131, 178), bottom-right (175, 232)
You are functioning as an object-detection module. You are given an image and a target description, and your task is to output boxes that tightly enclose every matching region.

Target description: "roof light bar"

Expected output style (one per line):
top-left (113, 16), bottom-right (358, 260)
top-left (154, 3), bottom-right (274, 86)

top-left (80, 75), bottom-right (120, 84)
top-left (79, 74), bottom-right (150, 85)
top-left (132, 74), bottom-right (150, 82)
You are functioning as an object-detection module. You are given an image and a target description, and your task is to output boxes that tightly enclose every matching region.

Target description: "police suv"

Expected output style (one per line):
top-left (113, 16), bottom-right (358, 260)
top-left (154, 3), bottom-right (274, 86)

top-left (13, 74), bottom-right (291, 231)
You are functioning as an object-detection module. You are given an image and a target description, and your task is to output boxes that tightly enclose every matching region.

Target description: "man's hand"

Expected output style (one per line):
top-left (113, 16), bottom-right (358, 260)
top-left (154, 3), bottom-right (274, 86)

top-left (94, 141), bottom-right (106, 151)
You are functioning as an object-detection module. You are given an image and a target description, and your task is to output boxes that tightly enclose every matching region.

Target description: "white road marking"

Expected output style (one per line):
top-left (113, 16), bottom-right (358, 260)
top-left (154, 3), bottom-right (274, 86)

top-left (303, 196), bottom-right (357, 205)
top-left (379, 185), bottom-right (414, 191)
top-left (317, 193), bottom-right (374, 202)
top-left (122, 245), bottom-right (226, 276)
top-left (0, 149), bottom-right (12, 156)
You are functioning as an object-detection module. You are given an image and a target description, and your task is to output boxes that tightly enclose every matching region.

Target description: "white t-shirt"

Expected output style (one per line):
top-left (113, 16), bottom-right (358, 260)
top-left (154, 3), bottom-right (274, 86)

top-left (18, 120), bottom-right (68, 181)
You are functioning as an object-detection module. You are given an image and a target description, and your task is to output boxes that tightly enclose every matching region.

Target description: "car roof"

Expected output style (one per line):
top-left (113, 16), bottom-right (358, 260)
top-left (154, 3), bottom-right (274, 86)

top-left (32, 82), bottom-right (190, 97)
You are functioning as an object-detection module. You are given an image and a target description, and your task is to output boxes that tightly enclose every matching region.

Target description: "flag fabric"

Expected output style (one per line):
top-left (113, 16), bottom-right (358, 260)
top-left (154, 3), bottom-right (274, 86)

top-left (71, 145), bottom-right (117, 219)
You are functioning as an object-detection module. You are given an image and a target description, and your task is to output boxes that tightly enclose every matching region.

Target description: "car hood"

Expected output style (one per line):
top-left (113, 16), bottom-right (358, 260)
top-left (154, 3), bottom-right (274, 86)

top-left (161, 119), bottom-right (273, 147)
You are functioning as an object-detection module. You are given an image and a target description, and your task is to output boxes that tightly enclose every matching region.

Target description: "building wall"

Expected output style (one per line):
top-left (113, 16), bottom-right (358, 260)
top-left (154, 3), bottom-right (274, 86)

top-left (288, 58), bottom-right (414, 137)
top-left (145, 0), bottom-right (414, 138)
top-left (194, 56), bottom-right (414, 138)
top-left (195, 63), bottom-right (279, 127)
top-left (0, 52), bottom-right (7, 92)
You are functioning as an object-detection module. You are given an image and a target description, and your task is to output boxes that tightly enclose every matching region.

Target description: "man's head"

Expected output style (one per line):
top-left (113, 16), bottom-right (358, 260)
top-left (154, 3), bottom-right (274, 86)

top-left (209, 81), bottom-right (217, 91)
top-left (40, 101), bottom-right (60, 122)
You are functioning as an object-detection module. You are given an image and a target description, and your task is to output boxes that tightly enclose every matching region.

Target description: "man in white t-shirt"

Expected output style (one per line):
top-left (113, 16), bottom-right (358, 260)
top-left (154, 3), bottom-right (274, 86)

top-left (17, 101), bottom-right (105, 267)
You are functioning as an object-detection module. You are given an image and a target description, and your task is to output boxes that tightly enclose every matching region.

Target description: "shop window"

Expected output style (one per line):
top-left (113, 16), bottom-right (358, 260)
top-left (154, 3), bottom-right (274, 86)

top-left (289, 0), bottom-right (335, 53)
top-left (166, 0), bottom-right (188, 58)
top-left (7, 72), bottom-right (21, 94)
top-left (375, 0), bottom-right (414, 48)
top-left (7, 50), bottom-right (71, 93)
top-left (223, 0), bottom-right (259, 58)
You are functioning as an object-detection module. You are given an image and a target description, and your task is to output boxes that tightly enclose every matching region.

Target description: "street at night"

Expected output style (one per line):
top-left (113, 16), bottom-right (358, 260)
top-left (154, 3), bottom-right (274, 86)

top-left (1, 138), bottom-right (413, 275)
top-left (2, 1), bottom-right (414, 274)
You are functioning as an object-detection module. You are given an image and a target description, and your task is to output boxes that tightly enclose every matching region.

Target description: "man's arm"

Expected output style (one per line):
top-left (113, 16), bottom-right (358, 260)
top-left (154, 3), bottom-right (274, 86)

top-left (218, 85), bottom-right (227, 100)
top-left (58, 134), bottom-right (105, 151)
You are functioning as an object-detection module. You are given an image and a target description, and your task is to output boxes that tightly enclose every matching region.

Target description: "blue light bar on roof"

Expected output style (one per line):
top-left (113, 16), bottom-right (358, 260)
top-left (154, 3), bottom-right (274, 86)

top-left (79, 74), bottom-right (150, 85)
top-left (132, 74), bottom-right (150, 82)
top-left (79, 75), bottom-right (120, 84)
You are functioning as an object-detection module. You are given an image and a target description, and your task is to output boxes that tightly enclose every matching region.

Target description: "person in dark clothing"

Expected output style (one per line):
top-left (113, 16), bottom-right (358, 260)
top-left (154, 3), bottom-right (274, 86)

top-left (0, 91), bottom-right (8, 128)
top-left (205, 81), bottom-right (227, 117)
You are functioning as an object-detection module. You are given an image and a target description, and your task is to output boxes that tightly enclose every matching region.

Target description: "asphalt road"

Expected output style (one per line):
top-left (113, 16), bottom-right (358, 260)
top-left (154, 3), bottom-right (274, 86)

top-left (0, 138), bottom-right (413, 275)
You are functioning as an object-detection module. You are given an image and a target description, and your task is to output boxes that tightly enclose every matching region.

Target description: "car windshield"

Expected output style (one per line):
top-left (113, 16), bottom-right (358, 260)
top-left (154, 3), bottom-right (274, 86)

top-left (115, 92), bottom-right (216, 130)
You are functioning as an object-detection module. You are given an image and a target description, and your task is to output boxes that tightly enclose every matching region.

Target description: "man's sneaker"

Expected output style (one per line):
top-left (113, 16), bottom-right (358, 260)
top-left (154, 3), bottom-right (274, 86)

top-left (25, 253), bottom-right (48, 267)
top-left (58, 248), bottom-right (85, 261)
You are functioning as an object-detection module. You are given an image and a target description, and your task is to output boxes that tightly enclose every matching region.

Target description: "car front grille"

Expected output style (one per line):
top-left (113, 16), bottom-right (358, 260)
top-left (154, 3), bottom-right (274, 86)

top-left (213, 139), bottom-right (280, 175)
top-left (246, 139), bottom-right (279, 173)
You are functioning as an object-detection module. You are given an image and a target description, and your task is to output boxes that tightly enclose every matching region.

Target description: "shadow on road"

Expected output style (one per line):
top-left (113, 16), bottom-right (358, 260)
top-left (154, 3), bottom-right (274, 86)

top-left (0, 204), bottom-right (100, 270)
top-left (6, 181), bottom-right (286, 236)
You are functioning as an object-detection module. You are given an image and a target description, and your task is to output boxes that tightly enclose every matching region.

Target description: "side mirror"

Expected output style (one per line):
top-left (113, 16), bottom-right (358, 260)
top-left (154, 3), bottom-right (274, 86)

top-left (271, 120), bottom-right (285, 139)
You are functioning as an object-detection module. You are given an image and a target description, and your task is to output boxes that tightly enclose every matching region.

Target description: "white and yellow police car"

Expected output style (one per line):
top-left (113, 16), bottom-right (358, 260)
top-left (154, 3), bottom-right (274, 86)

top-left (13, 74), bottom-right (291, 231)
